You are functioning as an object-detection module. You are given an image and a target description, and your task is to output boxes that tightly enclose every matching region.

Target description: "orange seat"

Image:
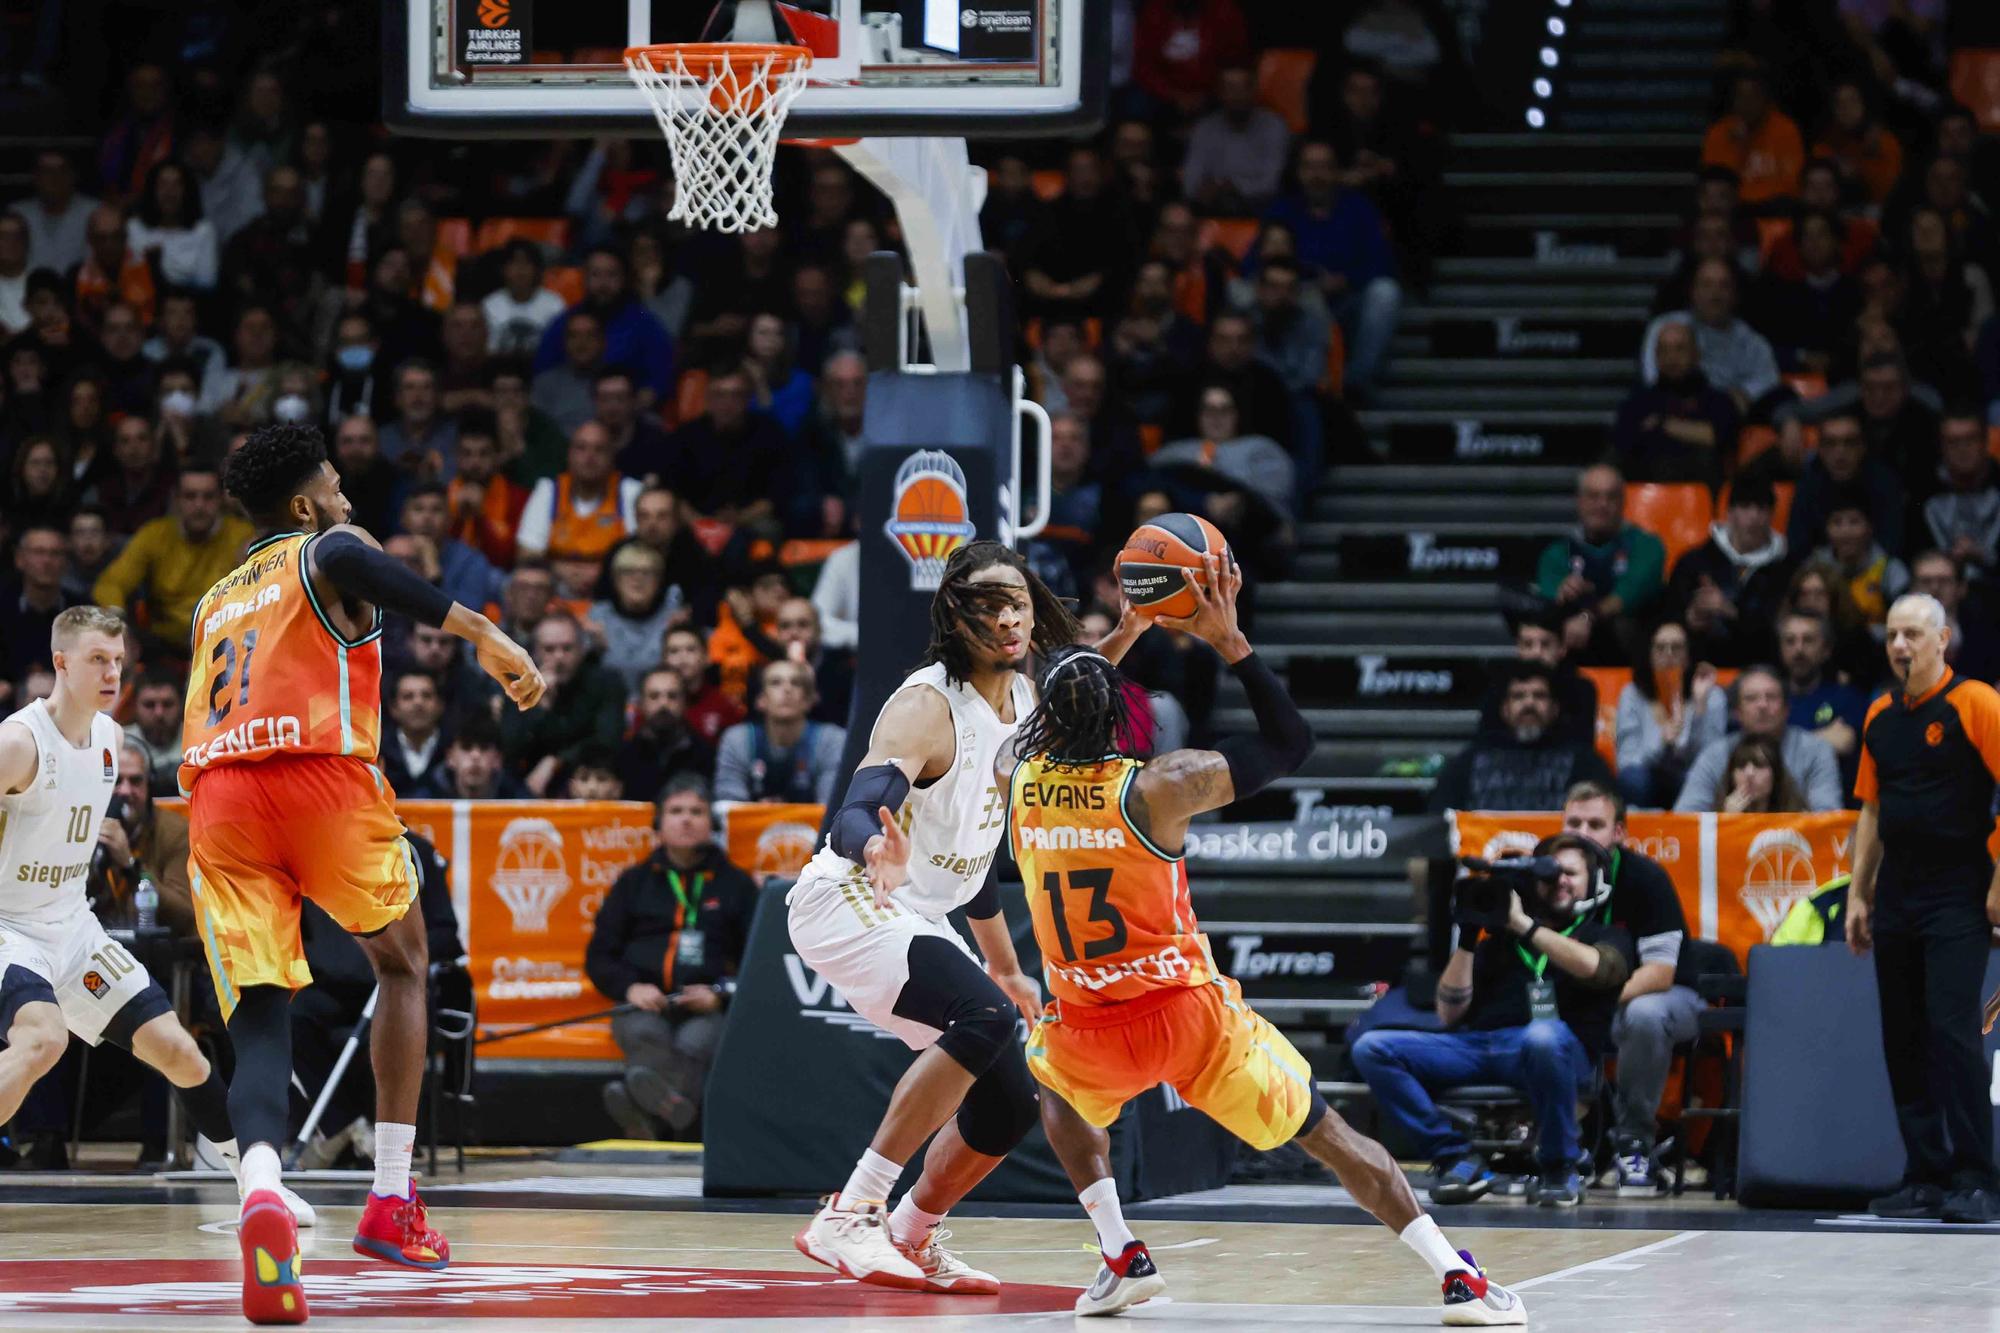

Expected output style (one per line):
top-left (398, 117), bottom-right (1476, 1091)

top-left (1987, 424), bottom-right (2000, 462)
top-left (1575, 667), bottom-right (1631, 769)
top-left (435, 217), bottom-right (473, 255)
top-left (1716, 479), bottom-right (1795, 536)
top-left (1625, 482), bottom-right (1715, 573)
top-left (1138, 422), bottom-right (1163, 455)
top-left (1950, 50), bottom-right (2000, 133)
top-left (1736, 424), bottom-right (1779, 469)
top-left (543, 264), bottom-right (584, 305)
top-left (1782, 372), bottom-right (1827, 400)
top-left (529, 51), bottom-right (566, 65)
top-left (1321, 321), bottom-right (1347, 398)
top-left (1198, 217), bottom-right (1262, 264)
top-left (1256, 48), bottom-right (1317, 135)
top-left (779, 538), bottom-right (850, 570)
top-left (474, 217), bottom-right (571, 254)
top-left (1756, 217), bottom-right (1793, 261)
top-left (1031, 169), bottom-right (1066, 202)
top-left (675, 368), bottom-right (710, 426)
top-left (572, 47), bottom-right (624, 65)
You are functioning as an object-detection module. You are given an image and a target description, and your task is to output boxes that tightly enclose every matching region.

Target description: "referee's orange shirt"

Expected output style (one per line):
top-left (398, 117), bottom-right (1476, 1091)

top-left (1855, 668), bottom-right (2000, 869)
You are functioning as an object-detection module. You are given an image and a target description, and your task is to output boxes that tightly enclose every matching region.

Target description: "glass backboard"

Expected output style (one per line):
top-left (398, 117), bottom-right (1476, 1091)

top-left (386, 0), bottom-right (1106, 139)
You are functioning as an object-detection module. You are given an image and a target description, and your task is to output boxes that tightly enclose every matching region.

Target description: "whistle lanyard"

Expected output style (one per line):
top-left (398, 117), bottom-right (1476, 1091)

top-left (1513, 915), bottom-right (1586, 980)
top-left (666, 868), bottom-right (705, 928)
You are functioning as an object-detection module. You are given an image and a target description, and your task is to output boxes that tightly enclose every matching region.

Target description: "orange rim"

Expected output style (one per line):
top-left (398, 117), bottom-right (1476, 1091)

top-left (783, 136), bottom-right (860, 148)
top-left (623, 42), bottom-right (813, 78)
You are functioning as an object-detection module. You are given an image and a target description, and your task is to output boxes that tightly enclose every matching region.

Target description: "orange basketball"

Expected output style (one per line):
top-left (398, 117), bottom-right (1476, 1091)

top-left (1116, 514), bottom-right (1231, 620)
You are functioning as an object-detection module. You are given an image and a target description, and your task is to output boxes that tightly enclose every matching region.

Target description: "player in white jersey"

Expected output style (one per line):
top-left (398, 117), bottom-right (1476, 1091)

top-left (789, 541), bottom-right (1135, 1293)
top-left (0, 607), bottom-right (311, 1224)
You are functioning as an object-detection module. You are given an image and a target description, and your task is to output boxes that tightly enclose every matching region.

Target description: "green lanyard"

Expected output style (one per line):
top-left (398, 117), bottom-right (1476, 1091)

top-left (1513, 914), bottom-right (1586, 980)
top-left (665, 868), bottom-right (706, 928)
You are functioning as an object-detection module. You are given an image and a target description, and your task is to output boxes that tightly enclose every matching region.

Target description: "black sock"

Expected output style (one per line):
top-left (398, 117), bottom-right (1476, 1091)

top-left (224, 986), bottom-right (295, 1152)
top-left (178, 1064), bottom-right (235, 1146)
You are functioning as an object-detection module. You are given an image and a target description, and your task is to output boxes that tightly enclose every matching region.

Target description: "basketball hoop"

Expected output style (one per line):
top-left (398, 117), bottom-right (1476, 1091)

top-left (624, 42), bottom-right (814, 233)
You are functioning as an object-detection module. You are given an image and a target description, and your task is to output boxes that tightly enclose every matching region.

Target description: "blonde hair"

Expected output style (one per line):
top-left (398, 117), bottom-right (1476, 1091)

top-left (51, 605), bottom-right (126, 653)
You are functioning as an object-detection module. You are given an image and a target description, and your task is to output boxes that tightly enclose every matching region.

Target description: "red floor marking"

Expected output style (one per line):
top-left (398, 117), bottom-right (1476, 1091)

top-left (0, 1259), bottom-right (1079, 1318)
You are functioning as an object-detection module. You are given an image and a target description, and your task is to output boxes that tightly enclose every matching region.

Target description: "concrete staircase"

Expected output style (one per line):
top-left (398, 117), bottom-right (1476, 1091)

top-left (1204, 70), bottom-right (1721, 1074)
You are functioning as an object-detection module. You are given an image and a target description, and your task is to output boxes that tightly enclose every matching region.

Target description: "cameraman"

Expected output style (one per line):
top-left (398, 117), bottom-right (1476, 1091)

top-left (1561, 781), bottom-right (1699, 1195)
top-left (1350, 834), bottom-right (1635, 1208)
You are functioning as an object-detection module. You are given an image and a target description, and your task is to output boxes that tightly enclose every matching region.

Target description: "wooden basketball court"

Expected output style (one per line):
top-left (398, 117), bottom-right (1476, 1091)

top-left (0, 1153), bottom-right (1989, 1330)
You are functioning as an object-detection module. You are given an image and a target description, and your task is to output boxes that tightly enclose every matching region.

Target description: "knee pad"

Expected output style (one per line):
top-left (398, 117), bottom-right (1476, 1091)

top-left (956, 1042), bottom-right (1040, 1157)
top-left (934, 996), bottom-right (1014, 1077)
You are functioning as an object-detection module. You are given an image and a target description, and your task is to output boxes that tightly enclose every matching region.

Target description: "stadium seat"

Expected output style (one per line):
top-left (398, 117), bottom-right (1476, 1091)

top-left (1199, 218), bottom-right (1262, 265)
top-left (1736, 424), bottom-right (1778, 470)
top-left (1950, 50), bottom-right (2000, 132)
top-left (1625, 482), bottom-right (1715, 572)
top-left (544, 264), bottom-right (585, 305)
top-left (1576, 666), bottom-right (1631, 768)
top-left (1756, 217), bottom-right (1792, 262)
top-left (1781, 373), bottom-right (1826, 400)
top-left (674, 368), bottom-right (710, 426)
top-left (1988, 425), bottom-right (2000, 462)
top-left (1031, 169), bottom-right (1066, 202)
top-left (572, 47), bottom-right (623, 65)
top-left (1321, 322), bottom-right (1347, 397)
top-left (1138, 422), bottom-right (1164, 455)
top-left (1716, 480), bottom-right (1794, 536)
top-left (436, 218), bottom-right (473, 255)
top-left (474, 217), bottom-right (571, 254)
top-left (1256, 48), bottom-right (1317, 134)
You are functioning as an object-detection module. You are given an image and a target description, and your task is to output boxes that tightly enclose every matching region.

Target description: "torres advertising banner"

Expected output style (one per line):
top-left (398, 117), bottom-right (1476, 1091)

top-left (1448, 810), bottom-right (1858, 962)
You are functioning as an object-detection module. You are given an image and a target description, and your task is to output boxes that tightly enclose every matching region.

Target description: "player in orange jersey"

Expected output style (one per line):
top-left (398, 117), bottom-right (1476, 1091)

top-left (1011, 557), bottom-right (1525, 1326)
top-left (184, 423), bottom-right (545, 1326)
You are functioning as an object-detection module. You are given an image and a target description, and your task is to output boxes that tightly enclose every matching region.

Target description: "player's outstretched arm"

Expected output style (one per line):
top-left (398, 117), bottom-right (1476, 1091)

top-left (829, 685), bottom-right (955, 908)
top-left (1134, 553), bottom-right (1312, 846)
top-left (310, 525), bottom-right (546, 710)
top-left (0, 721), bottom-right (39, 796)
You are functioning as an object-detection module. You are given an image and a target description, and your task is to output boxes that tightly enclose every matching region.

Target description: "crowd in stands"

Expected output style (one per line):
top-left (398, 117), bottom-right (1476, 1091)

top-left (1532, 8), bottom-right (2000, 818)
top-left (0, 0), bottom-right (1465, 1156)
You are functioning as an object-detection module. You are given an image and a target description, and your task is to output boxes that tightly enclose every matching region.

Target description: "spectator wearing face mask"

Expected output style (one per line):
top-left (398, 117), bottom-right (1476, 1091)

top-left (141, 289), bottom-right (226, 406)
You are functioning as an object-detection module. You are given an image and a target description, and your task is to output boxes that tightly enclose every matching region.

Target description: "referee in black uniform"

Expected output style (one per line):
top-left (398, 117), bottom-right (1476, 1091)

top-left (1847, 592), bottom-right (2000, 1223)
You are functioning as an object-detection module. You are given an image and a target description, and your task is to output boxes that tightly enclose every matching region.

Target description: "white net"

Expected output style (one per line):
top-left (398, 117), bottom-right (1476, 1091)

top-left (625, 44), bottom-right (813, 234)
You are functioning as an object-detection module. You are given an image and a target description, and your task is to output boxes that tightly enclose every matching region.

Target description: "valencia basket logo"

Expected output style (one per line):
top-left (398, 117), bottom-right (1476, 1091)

top-left (884, 451), bottom-right (975, 591)
top-left (492, 818), bottom-right (572, 934)
top-left (1738, 827), bottom-right (1818, 938)
top-left (753, 821), bottom-right (818, 881)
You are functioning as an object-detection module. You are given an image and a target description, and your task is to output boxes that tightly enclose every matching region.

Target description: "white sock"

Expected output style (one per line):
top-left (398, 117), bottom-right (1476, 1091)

top-left (372, 1121), bottom-right (417, 1199)
top-left (838, 1149), bottom-right (902, 1210)
top-left (888, 1193), bottom-right (945, 1247)
top-left (238, 1142), bottom-right (282, 1202)
top-left (1401, 1215), bottom-right (1465, 1283)
top-left (1079, 1177), bottom-right (1137, 1255)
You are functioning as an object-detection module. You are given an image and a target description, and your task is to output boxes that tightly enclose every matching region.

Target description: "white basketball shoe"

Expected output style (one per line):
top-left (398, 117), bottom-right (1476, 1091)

top-left (794, 1195), bottom-right (928, 1290)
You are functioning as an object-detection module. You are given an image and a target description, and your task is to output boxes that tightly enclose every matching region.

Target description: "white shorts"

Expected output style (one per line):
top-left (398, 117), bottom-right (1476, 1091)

top-left (0, 912), bottom-right (165, 1047)
top-left (786, 868), bottom-right (978, 1051)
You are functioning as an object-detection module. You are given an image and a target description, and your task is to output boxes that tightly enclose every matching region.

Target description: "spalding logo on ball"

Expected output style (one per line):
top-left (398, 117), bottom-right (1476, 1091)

top-left (1116, 513), bottom-right (1232, 619)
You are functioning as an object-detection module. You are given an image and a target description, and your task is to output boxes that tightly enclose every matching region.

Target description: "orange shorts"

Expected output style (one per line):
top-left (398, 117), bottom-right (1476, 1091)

top-left (187, 754), bottom-right (418, 1019)
top-left (1025, 976), bottom-right (1316, 1152)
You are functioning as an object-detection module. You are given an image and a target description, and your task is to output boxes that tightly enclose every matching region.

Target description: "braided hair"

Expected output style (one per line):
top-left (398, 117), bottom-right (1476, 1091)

top-left (1014, 645), bottom-right (1139, 769)
top-left (920, 540), bottom-right (1081, 685)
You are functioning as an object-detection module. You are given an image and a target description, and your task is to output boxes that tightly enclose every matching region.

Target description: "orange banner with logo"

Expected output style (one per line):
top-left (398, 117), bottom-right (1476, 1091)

top-left (1448, 811), bottom-right (1856, 964)
top-left (716, 801), bottom-right (824, 883)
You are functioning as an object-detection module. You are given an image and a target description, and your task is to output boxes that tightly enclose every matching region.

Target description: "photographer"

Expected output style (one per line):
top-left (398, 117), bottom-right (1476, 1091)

top-left (92, 740), bottom-right (193, 935)
top-left (1350, 835), bottom-right (1635, 1209)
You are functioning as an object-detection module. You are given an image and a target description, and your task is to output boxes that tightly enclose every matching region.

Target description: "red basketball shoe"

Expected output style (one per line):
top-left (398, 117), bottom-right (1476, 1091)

top-left (239, 1188), bottom-right (308, 1325)
top-left (353, 1190), bottom-right (450, 1270)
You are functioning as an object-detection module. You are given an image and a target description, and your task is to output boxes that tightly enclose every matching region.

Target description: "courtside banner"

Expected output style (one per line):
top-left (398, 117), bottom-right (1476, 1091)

top-left (1447, 810), bottom-right (1857, 965)
top-left (715, 801), bottom-right (824, 882)
top-left (402, 799), bottom-right (656, 1062)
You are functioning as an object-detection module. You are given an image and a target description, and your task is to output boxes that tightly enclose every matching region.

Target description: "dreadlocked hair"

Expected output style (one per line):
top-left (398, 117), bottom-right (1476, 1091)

top-left (1014, 645), bottom-right (1139, 769)
top-left (223, 422), bottom-right (327, 525)
top-left (920, 540), bottom-right (1082, 685)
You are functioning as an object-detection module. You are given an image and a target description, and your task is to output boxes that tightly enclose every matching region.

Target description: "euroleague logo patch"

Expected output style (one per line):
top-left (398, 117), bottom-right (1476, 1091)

top-left (1927, 721), bottom-right (1945, 746)
top-left (0, 1260), bottom-right (1077, 1317)
top-left (478, 0), bottom-right (511, 27)
top-left (81, 970), bottom-right (109, 999)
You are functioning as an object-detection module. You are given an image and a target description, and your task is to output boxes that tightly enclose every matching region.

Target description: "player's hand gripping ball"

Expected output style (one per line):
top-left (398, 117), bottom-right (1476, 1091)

top-left (1116, 513), bottom-right (1233, 620)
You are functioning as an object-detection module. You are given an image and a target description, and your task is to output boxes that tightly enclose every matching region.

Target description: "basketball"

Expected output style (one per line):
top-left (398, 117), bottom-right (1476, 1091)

top-left (1116, 513), bottom-right (1231, 620)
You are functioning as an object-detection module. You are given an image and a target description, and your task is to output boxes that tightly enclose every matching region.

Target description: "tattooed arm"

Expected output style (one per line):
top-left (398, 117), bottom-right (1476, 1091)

top-left (1128, 748), bottom-right (1235, 855)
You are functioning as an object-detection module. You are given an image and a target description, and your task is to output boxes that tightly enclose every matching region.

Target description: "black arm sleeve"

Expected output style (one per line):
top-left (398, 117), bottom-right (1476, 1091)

top-left (828, 763), bottom-right (912, 862)
top-left (1213, 652), bottom-right (1312, 799)
top-left (313, 531), bottom-right (455, 628)
top-left (963, 861), bottom-right (1001, 920)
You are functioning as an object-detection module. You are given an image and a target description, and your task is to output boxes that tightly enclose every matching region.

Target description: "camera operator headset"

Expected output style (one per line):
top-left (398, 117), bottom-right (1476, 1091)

top-left (1440, 834), bottom-right (1630, 1027)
